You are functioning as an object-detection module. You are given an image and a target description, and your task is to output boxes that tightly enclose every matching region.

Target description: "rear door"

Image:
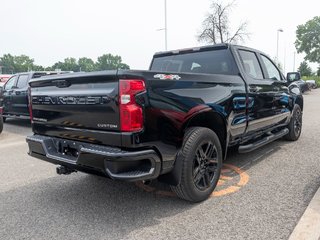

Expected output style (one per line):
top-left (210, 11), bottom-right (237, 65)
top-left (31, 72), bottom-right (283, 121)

top-left (11, 74), bottom-right (29, 115)
top-left (2, 75), bottom-right (18, 115)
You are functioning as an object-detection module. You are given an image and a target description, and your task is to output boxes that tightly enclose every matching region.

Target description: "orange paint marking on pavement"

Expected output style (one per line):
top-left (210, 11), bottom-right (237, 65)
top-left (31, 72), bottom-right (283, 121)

top-left (135, 163), bottom-right (249, 198)
top-left (210, 164), bottom-right (250, 197)
top-left (220, 176), bottom-right (233, 180)
top-left (211, 186), bottom-right (241, 197)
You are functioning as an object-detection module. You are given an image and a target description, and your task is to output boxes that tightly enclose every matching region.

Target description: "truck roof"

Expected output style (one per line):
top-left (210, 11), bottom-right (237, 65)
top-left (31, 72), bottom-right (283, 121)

top-left (12, 71), bottom-right (72, 75)
top-left (153, 43), bottom-right (267, 58)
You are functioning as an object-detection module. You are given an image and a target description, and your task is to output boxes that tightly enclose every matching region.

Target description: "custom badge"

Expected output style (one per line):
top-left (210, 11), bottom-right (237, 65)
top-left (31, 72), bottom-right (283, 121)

top-left (153, 74), bottom-right (181, 80)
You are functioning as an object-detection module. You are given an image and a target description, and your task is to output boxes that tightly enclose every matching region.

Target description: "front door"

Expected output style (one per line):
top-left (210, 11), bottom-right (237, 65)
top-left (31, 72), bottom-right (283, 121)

top-left (2, 75), bottom-right (18, 115)
top-left (11, 74), bottom-right (29, 115)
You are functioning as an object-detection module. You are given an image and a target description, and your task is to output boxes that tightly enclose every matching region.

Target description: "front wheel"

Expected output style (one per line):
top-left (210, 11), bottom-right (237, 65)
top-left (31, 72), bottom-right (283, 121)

top-left (171, 127), bottom-right (223, 202)
top-left (285, 104), bottom-right (302, 141)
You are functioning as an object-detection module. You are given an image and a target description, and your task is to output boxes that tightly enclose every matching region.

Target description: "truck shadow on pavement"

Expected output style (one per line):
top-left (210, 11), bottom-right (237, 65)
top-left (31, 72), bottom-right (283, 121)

top-left (0, 172), bottom-right (192, 240)
top-left (3, 119), bottom-right (32, 136)
top-left (0, 138), bottom-right (300, 240)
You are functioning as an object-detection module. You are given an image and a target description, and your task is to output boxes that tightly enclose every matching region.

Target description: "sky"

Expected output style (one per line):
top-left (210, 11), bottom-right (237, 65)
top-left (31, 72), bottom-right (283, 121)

top-left (1, 0), bottom-right (319, 73)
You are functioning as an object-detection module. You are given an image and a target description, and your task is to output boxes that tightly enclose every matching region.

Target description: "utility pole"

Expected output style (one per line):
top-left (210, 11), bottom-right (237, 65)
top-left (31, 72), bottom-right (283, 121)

top-left (293, 51), bottom-right (296, 71)
top-left (276, 28), bottom-right (283, 60)
top-left (164, 0), bottom-right (168, 50)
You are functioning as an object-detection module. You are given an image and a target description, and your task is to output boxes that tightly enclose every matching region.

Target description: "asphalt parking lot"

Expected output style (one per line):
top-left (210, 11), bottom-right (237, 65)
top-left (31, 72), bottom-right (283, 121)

top-left (1, 89), bottom-right (320, 240)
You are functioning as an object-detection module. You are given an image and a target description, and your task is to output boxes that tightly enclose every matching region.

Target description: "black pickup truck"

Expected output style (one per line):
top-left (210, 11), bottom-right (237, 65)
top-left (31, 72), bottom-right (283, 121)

top-left (25, 44), bottom-right (303, 202)
top-left (0, 71), bottom-right (71, 124)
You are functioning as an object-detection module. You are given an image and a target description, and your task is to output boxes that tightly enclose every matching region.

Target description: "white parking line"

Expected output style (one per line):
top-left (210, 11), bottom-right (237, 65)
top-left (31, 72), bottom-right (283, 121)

top-left (289, 187), bottom-right (320, 240)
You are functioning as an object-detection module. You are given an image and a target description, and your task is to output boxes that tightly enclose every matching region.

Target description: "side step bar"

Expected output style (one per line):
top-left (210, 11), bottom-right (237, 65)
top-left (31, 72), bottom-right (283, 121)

top-left (238, 128), bottom-right (289, 153)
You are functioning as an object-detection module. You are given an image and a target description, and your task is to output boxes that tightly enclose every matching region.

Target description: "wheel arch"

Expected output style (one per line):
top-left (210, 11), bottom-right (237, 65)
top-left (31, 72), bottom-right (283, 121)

top-left (182, 110), bottom-right (228, 158)
top-left (158, 109), bottom-right (228, 186)
top-left (294, 95), bottom-right (303, 112)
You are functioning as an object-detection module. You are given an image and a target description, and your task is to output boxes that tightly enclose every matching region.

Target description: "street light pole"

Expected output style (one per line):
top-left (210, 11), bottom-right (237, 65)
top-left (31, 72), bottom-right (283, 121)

top-left (164, 0), bottom-right (168, 50)
top-left (293, 51), bottom-right (296, 71)
top-left (276, 28), bottom-right (283, 60)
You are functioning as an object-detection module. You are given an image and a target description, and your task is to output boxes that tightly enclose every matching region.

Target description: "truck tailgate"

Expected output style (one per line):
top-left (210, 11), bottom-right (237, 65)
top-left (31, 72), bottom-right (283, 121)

top-left (29, 71), bottom-right (120, 145)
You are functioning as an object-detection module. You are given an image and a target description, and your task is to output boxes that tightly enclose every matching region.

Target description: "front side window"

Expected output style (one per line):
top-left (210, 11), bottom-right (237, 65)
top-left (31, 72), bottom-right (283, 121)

top-left (4, 76), bottom-right (17, 90)
top-left (238, 50), bottom-right (263, 79)
top-left (261, 55), bottom-right (281, 80)
top-left (16, 75), bottom-right (29, 89)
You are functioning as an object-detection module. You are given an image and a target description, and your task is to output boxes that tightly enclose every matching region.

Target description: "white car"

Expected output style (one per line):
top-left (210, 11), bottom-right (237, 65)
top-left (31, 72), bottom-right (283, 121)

top-left (306, 80), bottom-right (317, 89)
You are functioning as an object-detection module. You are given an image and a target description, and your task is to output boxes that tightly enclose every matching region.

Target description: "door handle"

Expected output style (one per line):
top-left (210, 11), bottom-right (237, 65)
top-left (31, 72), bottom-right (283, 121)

top-left (249, 86), bottom-right (258, 93)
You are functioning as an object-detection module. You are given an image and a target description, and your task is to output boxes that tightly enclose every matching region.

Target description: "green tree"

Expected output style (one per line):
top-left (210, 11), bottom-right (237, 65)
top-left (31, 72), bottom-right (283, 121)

top-left (32, 65), bottom-right (45, 71)
top-left (0, 54), bottom-right (15, 73)
top-left (52, 58), bottom-right (79, 72)
top-left (78, 57), bottom-right (96, 72)
top-left (0, 54), bottom-right (37, 73)
top-left (317, 66), bottom-right (320, 76)
top-left (51, 61), bottom-right (64, 71)
top-left (297, 61), bottom-right (312, 76)
top-left (197, 0), bottom-right (249, 44)
top-left (295, 16), bottom-right (320, 63)
top-left (14, 55), bottom-right (35, 72)
top-left (96, 54), bottom-right (129, 70)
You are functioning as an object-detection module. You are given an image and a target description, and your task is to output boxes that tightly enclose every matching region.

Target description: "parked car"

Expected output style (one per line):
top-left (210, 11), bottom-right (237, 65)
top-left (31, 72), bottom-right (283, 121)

top-left (305, 79), bottom-right (317, 89)
top-left (26, 44), bottom-right (303, 202)
top-left (0, 71), bottom-right (71, 123)
top-left (0, 74), bottom-right (12, 87)
top-left (286, 72), bottom-right (310, 93)
top-left (0, 114), bottom-right (2, 134)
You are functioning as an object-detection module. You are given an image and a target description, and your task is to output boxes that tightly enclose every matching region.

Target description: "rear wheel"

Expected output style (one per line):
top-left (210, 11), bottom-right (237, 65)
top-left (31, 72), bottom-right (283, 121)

top-left (171, 127), bottom-right (223, 202)
top-left (285, 104), bottom-right (302, 141)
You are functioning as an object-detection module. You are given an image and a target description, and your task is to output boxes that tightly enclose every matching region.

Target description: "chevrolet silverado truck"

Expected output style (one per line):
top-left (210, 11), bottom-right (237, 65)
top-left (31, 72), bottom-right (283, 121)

top-left (26, 44), bottom-right (303, 202)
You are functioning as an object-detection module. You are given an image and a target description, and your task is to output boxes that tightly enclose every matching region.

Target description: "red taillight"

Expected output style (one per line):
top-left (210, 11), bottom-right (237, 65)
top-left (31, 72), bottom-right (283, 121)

top-left (119, 79), bottom-right (145, 132)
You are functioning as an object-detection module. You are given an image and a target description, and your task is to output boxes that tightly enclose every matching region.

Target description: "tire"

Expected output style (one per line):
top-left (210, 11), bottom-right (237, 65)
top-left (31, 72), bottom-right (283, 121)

top-left (285, 104), bottom-right (302, 141)
top-left (171, 127), bottom-right (223, 202)
top-left (0, 117), bottom-right (3, 134)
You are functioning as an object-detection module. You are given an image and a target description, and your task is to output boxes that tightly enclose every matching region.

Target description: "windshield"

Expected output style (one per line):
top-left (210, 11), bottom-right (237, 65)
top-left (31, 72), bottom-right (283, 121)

top-left (150, 49), bottom-right (238, 75)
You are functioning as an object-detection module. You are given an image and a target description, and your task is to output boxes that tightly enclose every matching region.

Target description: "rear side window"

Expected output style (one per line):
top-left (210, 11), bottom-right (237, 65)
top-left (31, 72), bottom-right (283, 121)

top-left (238, 50), bottom-right (263, 79)
top-left (16, 75), bottom-right (29, 88)
top-left (151, 49), bottom-right (238, 75)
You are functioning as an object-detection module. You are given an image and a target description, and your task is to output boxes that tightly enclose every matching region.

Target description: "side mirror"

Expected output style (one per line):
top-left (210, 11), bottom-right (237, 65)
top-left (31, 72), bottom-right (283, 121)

top-left (286, 72), bottom-right (301, 83)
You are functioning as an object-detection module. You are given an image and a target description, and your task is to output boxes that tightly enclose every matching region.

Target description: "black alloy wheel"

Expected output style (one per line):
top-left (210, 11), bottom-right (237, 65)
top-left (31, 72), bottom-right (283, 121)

top-left (193, 141), bottom-right (218, 191)
top-left (170, 127), bottom-right (222, 202)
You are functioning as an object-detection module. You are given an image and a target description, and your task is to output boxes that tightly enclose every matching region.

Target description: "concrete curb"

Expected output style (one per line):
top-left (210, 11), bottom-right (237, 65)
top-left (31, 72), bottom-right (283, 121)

top-left (289, 186), bottom-right (320, 240)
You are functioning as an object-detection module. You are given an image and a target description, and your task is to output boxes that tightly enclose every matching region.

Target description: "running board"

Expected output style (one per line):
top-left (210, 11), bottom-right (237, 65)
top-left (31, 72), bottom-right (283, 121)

top-left (2, 114), bottom-right (30, 120)
top-left (238, 128), bottom-right (289, 153)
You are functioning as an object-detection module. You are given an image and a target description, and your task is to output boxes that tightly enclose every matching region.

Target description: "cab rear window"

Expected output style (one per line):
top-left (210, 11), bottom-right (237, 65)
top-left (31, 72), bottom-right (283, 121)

top-left (151, 49), bottom-right (238, 75)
